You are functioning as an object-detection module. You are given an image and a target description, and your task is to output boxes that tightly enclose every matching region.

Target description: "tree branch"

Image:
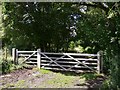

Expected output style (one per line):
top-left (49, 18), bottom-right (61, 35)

top-left (77, 2), bottom-right (109, 14)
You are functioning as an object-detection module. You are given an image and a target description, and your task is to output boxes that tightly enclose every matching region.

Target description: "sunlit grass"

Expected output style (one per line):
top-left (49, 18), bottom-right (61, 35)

top-left (79, 73), bottom-right (104, 81)
top-left (33, 68), bottom-right (51, 74)
top-left (38, 72), bottom-right (82, 88)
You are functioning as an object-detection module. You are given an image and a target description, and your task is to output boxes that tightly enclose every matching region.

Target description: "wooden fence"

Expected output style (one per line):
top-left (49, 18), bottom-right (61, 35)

top-left (12, 48), bottom-right (103, 74)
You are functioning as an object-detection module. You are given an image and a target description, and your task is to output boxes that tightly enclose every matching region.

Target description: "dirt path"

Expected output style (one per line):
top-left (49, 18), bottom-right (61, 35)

top-left (0, 68), bottom-right (106, 89)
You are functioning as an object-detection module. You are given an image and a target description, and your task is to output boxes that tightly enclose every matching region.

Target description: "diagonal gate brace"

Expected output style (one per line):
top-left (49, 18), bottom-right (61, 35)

top-left (40, 52), bottom-right (67, 71)
top-left (64, 53), bottom-right (96, 72)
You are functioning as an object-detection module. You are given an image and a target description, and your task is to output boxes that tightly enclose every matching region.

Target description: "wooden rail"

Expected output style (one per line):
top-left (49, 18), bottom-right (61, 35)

top-left (12, 48), bottom-right (103, 74)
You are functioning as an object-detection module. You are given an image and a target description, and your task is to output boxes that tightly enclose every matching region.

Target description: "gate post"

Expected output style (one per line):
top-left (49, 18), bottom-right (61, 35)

top-left (16, 49), bottom-right (18, 64)
top-left (97, 51), bottom-right (103, 74)
top-left (100, 51), bottom-right (103, 73)
top-left (37, 49), bottom-right (41, 69)
top-left (97, 51), bottom-right (100, 74)
top-left (5, 48), bottom-right (7, 60)
top-left (12, 48), bottom-right (18, 65)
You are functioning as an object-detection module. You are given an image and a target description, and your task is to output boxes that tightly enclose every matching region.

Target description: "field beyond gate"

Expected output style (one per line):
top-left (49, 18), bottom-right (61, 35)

top-left (12, 48), bottom-right (103, 74)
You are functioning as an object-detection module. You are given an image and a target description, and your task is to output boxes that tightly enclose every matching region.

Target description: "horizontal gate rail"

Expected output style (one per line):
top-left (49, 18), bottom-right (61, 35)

top-left (42, 52), bottom-right (98, 56)
top-left (18, 54), bottom-right (37, 57)
top-left (41, 64), bottom-right (97, 69)
top-left (63, 53), bottom-right (96, 72)
top-left (12, 48), bottom-right (103, 74)
top-left (17, 51), bottom-right (37, 53)
top-left (41, 57), bottom-right (98, 61)
top-left (41, 60), bottom-right (98, 65)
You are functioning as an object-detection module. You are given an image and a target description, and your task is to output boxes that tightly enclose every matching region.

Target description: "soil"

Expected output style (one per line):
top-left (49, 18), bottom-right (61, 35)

top-left (0, 68), bottom-right (106, 89)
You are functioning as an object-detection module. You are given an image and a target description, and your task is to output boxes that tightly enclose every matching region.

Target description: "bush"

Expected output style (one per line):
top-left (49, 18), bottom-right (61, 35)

top-left (100, 78), bottom-right (111, 90)
top-left (2, 58), bottom-right (25, 74)
top-left (2, 59), bottom-right (13, 74)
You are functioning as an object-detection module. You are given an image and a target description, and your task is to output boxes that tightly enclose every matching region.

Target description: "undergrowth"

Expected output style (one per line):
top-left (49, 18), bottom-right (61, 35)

top-left (2, 58), bottom-right (27, 74)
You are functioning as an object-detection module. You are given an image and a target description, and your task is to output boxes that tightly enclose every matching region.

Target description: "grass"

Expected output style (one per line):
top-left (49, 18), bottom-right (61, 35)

top-left (53, 71), bottom-right (103, 81)
top-left (33, 68), bottom-right (51, 74)
top-left (15, 80), bottom-right (25, 88)
top-left (1, 57), bottom-right (105, 88)
top-left (2, 80), bottom-right (26, 88)
top-left (5, 83), bottom-right (15, 88)
top-left (39, 75), bottom-right (73, 87)
top-left (100, 76), bottom-right (111, 90)
top-left (1, 68), bottom-right (105, 88)
top-left (47, 73), bottom-right (74, 87)
top-left (51, 72), bottom-right (103, 87)
top-left (80, 73), bottom-right (103, 80)
top-left (35, 69), bottom-right (104, 88)
top-left (38, 71), bottom-right (84, 88)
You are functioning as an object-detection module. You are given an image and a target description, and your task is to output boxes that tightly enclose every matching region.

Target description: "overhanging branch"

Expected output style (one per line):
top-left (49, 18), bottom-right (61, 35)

top-left (77, 2), bottom-right (109, 14)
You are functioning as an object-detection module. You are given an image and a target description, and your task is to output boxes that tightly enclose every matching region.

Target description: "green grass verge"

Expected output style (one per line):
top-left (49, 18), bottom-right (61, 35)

top-left (2, 80), bottom-right (26, 88)
top-left (38, 72), bottom-right (81, 88)
top-left (80, 73), bottom-right (104, 80)
top-left (33, 68), bottom-right (51, 74)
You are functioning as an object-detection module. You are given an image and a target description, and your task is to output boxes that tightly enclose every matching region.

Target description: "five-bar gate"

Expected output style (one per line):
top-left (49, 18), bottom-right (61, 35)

top-left (12, 48), bottom-right (103, 74)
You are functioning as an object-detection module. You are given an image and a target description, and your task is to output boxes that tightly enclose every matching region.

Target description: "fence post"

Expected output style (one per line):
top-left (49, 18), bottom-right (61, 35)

top-left (12, 48), bottom-right (16, 64)
top-left (16, 49), bottom-right (18, 64)
top-left (97, 51), bottom-right (100, 74)
top-left (12, 48), bottom-right (18, 65)
top-left (37, 49), bottom-right (41, 69)
top-left (100, 51), bottom-right (103, 73)
top-left (5, 48), bottom-right (7, 60)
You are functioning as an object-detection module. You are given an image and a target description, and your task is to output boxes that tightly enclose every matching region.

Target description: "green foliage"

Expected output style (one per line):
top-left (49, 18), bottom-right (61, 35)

top-left (80, 73), bottom-right (97, 80)
top-left (2, 3), bottom-right (74, 51)
top-left (68, 41), bottom-right (85, 52)
top-left (101, 78), bottom-right (111, 90)
top-left (102, 52), bottom-right (111, 74)
top-left (2, 58), bottom-right (25, 74)
top-left (69, 41), bottom-right (75, 50)
top-left (2, 59), bottom-right (12, 74)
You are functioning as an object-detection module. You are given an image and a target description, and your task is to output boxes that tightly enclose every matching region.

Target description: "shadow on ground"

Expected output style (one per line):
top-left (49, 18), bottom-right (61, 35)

top-left (51, 70), bottom-right (106, 89)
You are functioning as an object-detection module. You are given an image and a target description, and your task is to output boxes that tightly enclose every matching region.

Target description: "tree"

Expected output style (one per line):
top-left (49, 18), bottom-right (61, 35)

top-left (75, 2), bottom-right (120, 89)
top-left (2, 2), bottom-right (76, 51)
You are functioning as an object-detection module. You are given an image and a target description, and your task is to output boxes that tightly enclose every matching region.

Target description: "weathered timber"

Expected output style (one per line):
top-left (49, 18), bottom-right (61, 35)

top-left (97, 51), bottom-right (101, 74)
top-left (37, 49), bottom-right (41, 69)
top-left (41, 60), bottom-right (97, 65)
top-left (12, 48), bottom-right (102, 73)
top-left (41, 57), bottom-right (98, 61)
top-left (17, 51), bottom-right (37, 53)
top-left (42, 52), bottom-right (97, 56)
top-left (12, 48), bottom-right (16, 64)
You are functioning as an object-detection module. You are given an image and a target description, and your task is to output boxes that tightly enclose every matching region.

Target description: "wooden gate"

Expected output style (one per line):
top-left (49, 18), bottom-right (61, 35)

top-left (12, 48), bottom-right (103, 74)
